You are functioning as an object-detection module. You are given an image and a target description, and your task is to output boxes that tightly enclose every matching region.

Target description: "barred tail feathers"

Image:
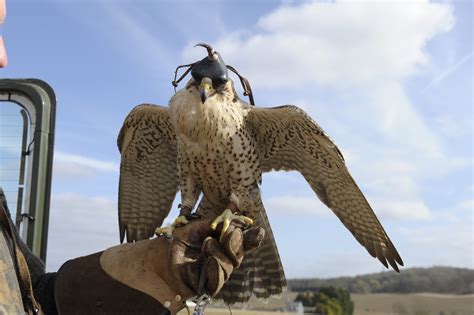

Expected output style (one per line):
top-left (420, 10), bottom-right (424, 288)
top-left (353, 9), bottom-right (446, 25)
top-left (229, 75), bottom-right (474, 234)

top-left (218, 204), bottom-right (286, 304)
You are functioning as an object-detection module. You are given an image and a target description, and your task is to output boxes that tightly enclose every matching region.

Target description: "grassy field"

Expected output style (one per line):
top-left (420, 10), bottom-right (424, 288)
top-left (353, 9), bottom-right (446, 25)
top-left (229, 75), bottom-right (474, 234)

top-left (179, 293), bottom-right (474, 315)
top-left (204, 310), bottom-right (294, 315)
top-left (352, 293), bottom-right (474, 315)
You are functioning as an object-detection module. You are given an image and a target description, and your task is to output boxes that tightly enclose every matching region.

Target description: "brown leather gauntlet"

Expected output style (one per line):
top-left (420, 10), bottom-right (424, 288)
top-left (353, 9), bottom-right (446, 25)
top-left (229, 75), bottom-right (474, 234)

top-left (195, 223), bottom-right (264, 297)
top-left (54, 219), bottom-right (264, 315)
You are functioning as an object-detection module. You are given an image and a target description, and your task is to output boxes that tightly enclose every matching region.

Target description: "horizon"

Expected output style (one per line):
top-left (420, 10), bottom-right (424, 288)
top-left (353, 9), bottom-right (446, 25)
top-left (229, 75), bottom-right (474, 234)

top-left (286, 265), bottom-right (474, 280)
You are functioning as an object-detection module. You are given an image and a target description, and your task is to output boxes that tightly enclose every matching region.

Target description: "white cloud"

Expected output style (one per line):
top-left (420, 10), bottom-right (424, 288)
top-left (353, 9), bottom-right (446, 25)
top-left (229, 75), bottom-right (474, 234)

top-left (398, 223), bottom-right (474, 268)
top-left (422, 51), bottom-right (474, 92)
top-left (372, 199), bottom-right (432, 221)
top-left (367, 82), bottom-right (443, 158)
top-left (53, 161), bottom-right (96, 179)
top-left (199, 0), bottom-right (454, 88)
top-left (265, 195), bottom-right (329, 217)
top-left (459, 199), bottom-right (474, 211)
top-left (53, 151), bottom-right (119, 179)
top-left (289, 250), bottom-right (392, 278)
top-left (265, 190), bottom-right (432, 222)
top-left (51, 193), bottom-right (116, 213)
top-left (46, 193), bottom-right (119, 271)
top-left (347, 153), bottom-right (436, 222)
top-left (434, 115), bottom-right (467, 138)
top-left (99, 3), bottom-right (174, 72)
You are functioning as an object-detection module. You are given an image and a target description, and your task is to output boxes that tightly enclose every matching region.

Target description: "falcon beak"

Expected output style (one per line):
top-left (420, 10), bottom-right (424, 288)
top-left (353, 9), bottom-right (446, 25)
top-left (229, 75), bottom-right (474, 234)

top-left (199, 77), bottom-right (212, 104)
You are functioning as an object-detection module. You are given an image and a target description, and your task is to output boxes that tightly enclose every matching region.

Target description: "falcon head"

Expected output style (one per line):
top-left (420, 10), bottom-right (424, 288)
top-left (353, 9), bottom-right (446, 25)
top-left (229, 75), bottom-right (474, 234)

top-left (191, 43), bottom-right (230, 103)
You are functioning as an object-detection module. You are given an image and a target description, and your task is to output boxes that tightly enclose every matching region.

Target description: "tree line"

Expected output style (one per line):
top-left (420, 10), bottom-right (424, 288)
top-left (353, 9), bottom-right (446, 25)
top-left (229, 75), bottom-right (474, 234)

top-left (288, 266), bottom-right (474, 294)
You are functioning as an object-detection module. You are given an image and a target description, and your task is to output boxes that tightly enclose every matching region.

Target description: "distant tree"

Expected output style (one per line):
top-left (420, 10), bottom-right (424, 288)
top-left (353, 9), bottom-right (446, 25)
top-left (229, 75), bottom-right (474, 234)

top-left (289, 267), bottom-right (474, 294)
top-left (318, 287), bottom-right (354, 315)
top-left (314, 292), bottom-right (342, 315)
top-left (351, 279), bottom-right (370, 293)
top-left (295, 291), bottom-right (315, 306)
top-left (295, 286), bottom-right (354, 315)
top-left (368, 278), bottom-right (381, 291)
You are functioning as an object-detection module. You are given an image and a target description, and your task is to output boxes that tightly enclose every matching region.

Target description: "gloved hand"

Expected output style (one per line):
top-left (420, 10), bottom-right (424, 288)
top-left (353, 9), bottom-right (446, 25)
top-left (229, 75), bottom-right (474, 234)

top-left (168, 218), bottom-right (265, 298)
top-left (54, 218), bottom-right (264, 315)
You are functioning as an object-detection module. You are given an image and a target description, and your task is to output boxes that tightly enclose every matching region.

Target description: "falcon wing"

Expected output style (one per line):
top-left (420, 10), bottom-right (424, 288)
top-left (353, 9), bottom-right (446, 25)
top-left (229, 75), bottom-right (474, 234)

top-left (118, 104), bottom-right (178, 243)
top-left (245, 105), bottom-right (403, 271)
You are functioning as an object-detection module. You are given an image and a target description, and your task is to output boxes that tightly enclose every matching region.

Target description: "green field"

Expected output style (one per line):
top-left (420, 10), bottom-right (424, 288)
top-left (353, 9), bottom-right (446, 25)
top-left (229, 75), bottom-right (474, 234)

top-left (352, 293), bottom-right (474, 315)
top-left (179, 293), bottom-right (474, 315)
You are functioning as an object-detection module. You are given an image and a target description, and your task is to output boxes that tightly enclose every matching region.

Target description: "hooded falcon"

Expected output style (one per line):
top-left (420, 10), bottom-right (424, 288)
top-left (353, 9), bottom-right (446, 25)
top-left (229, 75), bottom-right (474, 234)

top-left (117, 43), bottom-right (403, 304)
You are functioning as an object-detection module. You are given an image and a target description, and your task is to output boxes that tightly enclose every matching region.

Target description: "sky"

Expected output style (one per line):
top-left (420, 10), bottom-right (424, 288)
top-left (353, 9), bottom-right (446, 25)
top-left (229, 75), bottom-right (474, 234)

top-left (0, 0), bottom-right (472, 279)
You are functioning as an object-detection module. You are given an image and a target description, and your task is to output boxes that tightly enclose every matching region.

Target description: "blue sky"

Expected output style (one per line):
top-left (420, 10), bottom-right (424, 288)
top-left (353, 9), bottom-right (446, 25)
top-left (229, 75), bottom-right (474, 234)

top-left (0, 0), bottom-right (472, 278)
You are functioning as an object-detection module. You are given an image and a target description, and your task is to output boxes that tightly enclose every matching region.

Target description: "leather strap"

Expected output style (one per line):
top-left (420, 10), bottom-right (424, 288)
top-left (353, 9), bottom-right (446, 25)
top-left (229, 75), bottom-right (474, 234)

top-left (0, 202), bottom-right (41, 314)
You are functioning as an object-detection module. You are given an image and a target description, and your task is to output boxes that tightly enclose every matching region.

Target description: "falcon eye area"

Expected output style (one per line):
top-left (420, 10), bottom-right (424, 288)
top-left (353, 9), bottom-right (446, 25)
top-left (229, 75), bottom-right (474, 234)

top-left (213, 77), bottom-right (228, 89)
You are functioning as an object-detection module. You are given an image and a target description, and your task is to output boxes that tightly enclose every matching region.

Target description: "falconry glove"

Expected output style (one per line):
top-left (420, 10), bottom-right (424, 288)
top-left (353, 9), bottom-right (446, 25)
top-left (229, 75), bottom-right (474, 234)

top-left (200, 222), bottom-right (265, 296)
top-left (54, 218), bottom-right (264, 315)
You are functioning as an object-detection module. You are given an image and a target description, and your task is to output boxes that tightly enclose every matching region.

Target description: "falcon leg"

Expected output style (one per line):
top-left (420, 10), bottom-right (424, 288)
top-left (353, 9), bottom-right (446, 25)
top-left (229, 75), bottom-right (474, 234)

top-left (155, 205), bottom-right (193, 237)
top-left (210, 207), bottom-right (253, 239)
top-left (155, 215), bottom-right (190, 237)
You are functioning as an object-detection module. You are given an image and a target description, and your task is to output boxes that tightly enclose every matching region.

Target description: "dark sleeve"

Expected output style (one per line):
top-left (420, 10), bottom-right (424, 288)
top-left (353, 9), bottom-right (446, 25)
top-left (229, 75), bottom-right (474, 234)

top-left (55, 252), bottom-right (171, 315)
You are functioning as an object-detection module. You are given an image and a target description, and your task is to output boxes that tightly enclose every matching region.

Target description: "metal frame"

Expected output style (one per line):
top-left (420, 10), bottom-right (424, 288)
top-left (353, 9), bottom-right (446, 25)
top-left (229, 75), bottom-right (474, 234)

top-left (0, 79), bottom-right (56, 262)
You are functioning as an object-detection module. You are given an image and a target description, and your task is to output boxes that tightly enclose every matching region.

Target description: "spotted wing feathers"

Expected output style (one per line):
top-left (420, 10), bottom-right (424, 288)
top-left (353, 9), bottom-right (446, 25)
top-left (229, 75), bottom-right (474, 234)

top-left (246, 105), bottom-right (403, 272)
top-left (118, 104), bottom-right (178, 243)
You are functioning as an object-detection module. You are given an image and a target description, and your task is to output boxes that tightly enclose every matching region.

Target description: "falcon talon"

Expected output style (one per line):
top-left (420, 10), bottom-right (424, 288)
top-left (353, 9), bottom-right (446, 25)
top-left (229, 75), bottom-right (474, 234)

top-left (155, 225), bottom-right (175, 238)
top-left (156, 229), bottom-right (174, 241)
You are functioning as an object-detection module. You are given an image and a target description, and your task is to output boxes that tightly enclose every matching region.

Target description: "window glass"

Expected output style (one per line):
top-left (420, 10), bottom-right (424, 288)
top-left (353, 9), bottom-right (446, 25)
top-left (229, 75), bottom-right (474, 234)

top-left (0, 101), bottom-right (29, 227)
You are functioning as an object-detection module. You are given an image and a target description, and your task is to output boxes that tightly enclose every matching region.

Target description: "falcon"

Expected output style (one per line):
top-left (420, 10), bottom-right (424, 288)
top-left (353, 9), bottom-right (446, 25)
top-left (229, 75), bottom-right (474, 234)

top-left (117, 43), bottom-right (403, 304)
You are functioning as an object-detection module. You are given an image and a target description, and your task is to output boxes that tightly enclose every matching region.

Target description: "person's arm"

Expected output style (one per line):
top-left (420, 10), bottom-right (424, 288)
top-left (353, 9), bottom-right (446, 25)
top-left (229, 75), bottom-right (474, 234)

top-left (2, 183), bottom-right (264, 315)
top-left (54, 219), bottom-right (264, 315)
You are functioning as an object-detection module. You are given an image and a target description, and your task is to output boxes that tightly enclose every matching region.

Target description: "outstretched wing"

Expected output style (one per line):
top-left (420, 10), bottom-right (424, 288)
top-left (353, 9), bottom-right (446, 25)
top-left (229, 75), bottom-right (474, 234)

top-left (245, 105), bottom-right (403, 271)
top-left (118, 104), bottom-right (178, 243)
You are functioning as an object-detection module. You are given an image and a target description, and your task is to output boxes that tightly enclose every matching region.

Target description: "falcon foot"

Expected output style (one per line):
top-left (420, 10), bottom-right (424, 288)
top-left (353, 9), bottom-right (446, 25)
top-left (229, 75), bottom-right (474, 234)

top-left (210, 208), bottom-right (254, 239)
top-left (155, 215), bottom-right (189, 237)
